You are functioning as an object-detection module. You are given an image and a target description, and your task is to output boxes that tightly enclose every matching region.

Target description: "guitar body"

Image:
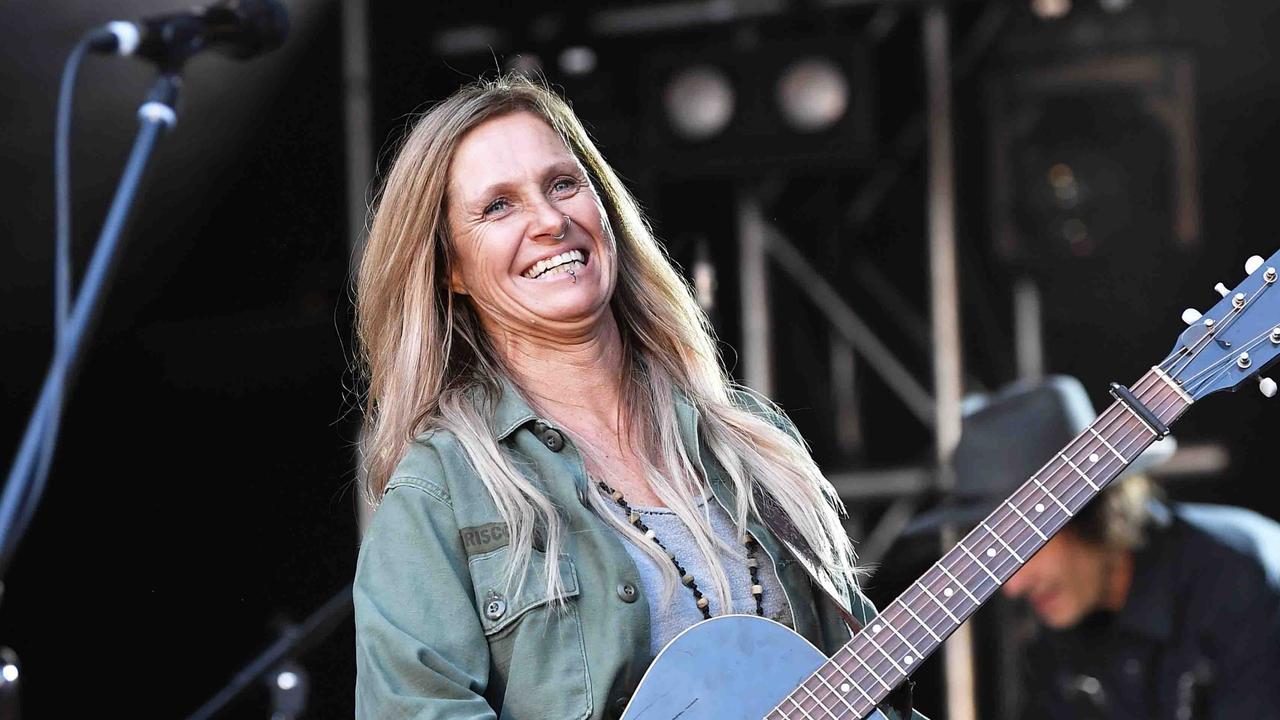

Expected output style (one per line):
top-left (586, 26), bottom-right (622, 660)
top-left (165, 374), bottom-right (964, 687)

top-left (621, 615), bottom-right (889, 720)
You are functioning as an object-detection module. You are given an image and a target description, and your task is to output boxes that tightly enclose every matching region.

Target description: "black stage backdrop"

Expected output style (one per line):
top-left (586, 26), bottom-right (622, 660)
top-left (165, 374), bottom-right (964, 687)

top-left (3, 1), bottom-right (1280, 718)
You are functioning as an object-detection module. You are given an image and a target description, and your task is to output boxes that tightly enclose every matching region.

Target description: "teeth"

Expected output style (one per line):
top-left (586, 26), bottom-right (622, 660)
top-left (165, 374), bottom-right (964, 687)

top-left (524, 249), bottom-right (585, 279)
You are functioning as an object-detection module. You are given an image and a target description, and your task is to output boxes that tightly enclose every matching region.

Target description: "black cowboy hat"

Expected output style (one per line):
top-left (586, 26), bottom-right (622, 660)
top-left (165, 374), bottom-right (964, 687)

top-left (904, 375), bottom-right (1175, 535)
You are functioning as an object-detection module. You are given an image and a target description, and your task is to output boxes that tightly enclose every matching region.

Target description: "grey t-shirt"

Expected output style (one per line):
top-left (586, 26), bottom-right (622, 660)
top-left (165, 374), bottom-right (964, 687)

top-left (604, 495), bottom-right (793, 657)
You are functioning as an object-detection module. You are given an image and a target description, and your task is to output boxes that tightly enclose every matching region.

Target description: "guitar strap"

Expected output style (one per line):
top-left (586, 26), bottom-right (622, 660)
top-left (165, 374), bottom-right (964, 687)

top-left (755, 486), bottom-right (916, 719)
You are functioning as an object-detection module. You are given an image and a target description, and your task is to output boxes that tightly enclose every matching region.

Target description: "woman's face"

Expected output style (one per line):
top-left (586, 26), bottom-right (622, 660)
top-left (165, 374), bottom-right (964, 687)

top-left (445, 111), bottom-right (615, 340)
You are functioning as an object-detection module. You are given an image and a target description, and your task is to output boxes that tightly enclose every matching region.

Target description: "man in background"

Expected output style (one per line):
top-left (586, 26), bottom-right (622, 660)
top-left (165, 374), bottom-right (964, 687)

top-left (1003, 471), bottom-right (1280, 719)
top-left (909, 375), bottom-right (1280, 719)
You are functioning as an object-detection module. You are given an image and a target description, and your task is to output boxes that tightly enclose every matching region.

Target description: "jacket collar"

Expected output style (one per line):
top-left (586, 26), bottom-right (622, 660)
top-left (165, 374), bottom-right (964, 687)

top-left (484, 376), bottom-right (539, 441)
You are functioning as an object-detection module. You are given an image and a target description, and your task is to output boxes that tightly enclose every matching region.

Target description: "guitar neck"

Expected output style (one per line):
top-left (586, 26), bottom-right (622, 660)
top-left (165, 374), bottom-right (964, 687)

top-left (778, 368), bottom-right (1191, 718)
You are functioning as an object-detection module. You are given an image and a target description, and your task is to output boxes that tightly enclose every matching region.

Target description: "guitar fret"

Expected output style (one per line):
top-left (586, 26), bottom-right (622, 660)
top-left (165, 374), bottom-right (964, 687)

top-left (1087, 427), bottom-right (1127, 463)
top-left (1059, 453), bottom-right (1101, 491)
top-left (810, 669), bottom-right (860, 717)
top-left (825, 659), bottom-right (867, 699)
top-left (937, 563), bottom-right (981, 605)
top-left (862, 632), bottom-right (907, 675)
top-left (1031, 476), bottom-right (1073, 517)
top-left (900, 602), bottom-right (943, 642)
top-left (1005, 499), bottom-right (1047, 542)
top-left (1152, 365), bottom-right (1194, 405)
top-left (828, 654), bottom-right (878, 707)
top-left (980, 520), bottom-right (1024, 563)
top-left (918, 584), bottom-right (960, 623)
top-left (776, 695), bottom-right (803, 719)
top-left (767, 368), bottom-right (1193, 720)
top-left (849, 648), bottom-right (894, 692)
top-left (881, 616), bottom-right (925, 658)
top-left (795, 683), bottom-right (832, 720)
top-left (957, 542), bottom-right (1001, 585)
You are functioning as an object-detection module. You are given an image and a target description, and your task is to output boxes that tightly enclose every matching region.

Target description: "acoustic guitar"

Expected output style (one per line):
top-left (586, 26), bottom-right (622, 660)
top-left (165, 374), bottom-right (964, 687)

top-left (621, 249), bottom-right (1280, 719)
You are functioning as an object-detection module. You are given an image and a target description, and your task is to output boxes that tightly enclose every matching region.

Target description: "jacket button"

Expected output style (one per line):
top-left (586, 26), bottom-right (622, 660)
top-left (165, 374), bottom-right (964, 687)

top-left (616, 582), bottom-right (638, 603)
top-left (540, 428), bottom-right (565, 452)
top-left (612, 695), bottom-right (631, 715)
top-left (483, 592), bottom-right (507, 621)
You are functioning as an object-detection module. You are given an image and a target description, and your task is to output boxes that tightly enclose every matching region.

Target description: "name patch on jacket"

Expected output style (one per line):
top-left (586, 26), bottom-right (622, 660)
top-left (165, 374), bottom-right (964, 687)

top-left (460, 523), bottom-right (511, 556)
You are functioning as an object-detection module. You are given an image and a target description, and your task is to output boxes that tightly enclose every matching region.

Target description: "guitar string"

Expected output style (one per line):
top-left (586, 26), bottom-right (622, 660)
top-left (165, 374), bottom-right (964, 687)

top-left (806, 273), bottom-right (1280, 715)
top-left (778, 372), bottom-right (1179, 719)
top-left (1165, 279), bottom-right (1274, 388)
top-left (779, 381), bottom-right (1170, 719)
top-left (1180, 324), bottom-right (1276, 394)
top-left (832, 376), bottom-right (1178, 715)
top-left (762, 279), bottom-right (1264, 719)
top-left (795, 284), bottom-right (1274, 719)
top-left (1155, 269), bottom-right (1273, 388)
top-left (803, 379), bottom-right (1175, 719)
top-left (848, 381), bottom-right (1170, 686)
top-left (785, 418), bottom-right (1172, 719)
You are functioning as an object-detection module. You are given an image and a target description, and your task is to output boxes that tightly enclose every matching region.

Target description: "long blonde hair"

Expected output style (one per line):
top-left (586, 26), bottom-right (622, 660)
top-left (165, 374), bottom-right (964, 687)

top-left (356, 74), bottom-right (859, 606)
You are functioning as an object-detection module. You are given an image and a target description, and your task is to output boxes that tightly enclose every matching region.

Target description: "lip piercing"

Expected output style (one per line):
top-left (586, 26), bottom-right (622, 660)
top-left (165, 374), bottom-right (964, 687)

top-left (567, 267), bottom-right (578, 283)
top-left (552, 215), bottom-right (570, 240)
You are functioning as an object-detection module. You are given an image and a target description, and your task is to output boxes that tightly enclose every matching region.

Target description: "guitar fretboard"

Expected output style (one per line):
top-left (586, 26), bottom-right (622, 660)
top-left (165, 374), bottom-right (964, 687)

top-left (768, 368), bottom-right (1190, 720)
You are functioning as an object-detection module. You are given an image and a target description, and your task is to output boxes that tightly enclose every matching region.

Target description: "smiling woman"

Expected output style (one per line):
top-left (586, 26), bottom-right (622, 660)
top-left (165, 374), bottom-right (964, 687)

top-left (351, 75), bottom-right (919, 720)
top-left (444, 111), bottom-right (615, 338)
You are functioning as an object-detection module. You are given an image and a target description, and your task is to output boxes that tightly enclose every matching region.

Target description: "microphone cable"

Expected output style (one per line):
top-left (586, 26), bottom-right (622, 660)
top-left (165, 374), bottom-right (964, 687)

top-left (0, 34), bottom-right (94, 574)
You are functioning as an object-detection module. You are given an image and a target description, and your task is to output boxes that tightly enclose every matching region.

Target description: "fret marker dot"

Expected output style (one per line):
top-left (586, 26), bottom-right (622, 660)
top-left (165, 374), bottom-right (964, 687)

top-left (1088, 453), bottom-right (1100, 463)
top-left (872, 624), bottom-right (882, 633)
top-left (840, 683), bottom-right (851, 693)
top-left (1034, 503), bottom-right (1045, 513)
top-left (943, 587), bottom-right (954, 598)
top-left (986, 548), bottom-right (997, 558)
top-left (904, 655), bottom-right (914, 665)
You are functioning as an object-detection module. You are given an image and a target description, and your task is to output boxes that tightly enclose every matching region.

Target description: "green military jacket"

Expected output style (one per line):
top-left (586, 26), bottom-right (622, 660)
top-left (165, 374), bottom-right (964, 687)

top-left (354, 381), bottom-right (921, 719)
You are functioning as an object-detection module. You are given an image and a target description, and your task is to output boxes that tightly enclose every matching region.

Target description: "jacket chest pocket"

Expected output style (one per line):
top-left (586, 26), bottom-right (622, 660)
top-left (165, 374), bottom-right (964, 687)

top-left (468, 549), bottom-right (592, 720)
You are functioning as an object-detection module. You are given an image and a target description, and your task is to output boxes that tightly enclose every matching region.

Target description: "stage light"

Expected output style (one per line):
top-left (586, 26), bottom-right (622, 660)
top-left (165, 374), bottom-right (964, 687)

top-left (1, 664), bottom-right (17, 683)
top-left (1031, 0), bottom-right (1072, 20)
top-left (276, 670), bottom-right (299, 690)
top-left (641, 36), bottom-right (874, 174)
top-left (1047, 163), bottom-right (1079, 208)
top-left (559, 46), bottom-right (597, 76)
top-left (776, 58), bottom-right (849, 133)
top-left (663, 65), bottom-right (735, 142)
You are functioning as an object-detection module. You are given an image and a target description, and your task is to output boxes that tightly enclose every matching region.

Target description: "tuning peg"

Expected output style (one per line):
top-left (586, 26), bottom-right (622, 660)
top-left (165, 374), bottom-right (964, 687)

top-left (1181, 308), bottom-right (1203, 325)
top-left (1260, 377), bottom-right (1277, 398)
top-left (1246, 255), bottom-right (1265, 274)
top-left (1215, 282), bottom-right (1230, 297)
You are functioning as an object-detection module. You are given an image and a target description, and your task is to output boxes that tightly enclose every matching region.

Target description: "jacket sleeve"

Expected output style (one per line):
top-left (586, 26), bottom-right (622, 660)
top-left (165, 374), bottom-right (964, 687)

top-left (354, 473), bottom-right (497, 720)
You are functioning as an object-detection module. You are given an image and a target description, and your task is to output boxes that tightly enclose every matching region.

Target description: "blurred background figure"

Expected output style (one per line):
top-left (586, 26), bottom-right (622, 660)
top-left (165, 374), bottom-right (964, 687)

top-left (1007, 473), bottom-right (1280, 719)
top-left (910, 376), bottom-right (1280, 720)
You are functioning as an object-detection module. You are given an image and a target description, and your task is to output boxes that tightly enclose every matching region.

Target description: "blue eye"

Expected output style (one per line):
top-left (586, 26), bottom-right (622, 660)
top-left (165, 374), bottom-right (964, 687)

top-left (551, 177), bottom-right (580, 195)
top-left (483, 198), bottom-right (509, 216)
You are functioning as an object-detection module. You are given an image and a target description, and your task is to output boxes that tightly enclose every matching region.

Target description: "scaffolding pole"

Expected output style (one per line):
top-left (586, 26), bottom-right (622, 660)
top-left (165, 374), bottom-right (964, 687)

top-left (738, 191), bottom-right (773, 396)
top-left (924, 5), bottom-right (976, 720)
top-left (342, 0), bottom-right (375, 535)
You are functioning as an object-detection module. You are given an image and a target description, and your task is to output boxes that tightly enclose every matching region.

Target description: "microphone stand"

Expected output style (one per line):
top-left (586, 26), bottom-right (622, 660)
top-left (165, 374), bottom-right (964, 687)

top-left (185, 584), bottom-right (353, 720)
top-left (0, 71), bottom-right (181, 582)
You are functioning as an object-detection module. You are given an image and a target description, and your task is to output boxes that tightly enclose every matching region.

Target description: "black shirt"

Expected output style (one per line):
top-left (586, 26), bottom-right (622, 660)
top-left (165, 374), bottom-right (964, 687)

top-left (1020, 502), bottom-right (1280, 720)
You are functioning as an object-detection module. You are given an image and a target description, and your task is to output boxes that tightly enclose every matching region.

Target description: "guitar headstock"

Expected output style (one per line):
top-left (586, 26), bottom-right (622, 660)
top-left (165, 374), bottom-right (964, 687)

top-left (1165, 248), bottom-right (1280, 401)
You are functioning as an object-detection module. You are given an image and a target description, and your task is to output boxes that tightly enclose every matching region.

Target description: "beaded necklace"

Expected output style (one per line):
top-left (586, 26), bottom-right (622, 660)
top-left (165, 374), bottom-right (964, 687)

top-left (596, 479), bottom-right (764, 619)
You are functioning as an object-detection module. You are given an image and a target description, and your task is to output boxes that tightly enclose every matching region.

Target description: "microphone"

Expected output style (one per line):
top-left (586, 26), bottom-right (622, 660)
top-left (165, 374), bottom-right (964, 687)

top-left (89, 0), bottom-right (289, 68)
